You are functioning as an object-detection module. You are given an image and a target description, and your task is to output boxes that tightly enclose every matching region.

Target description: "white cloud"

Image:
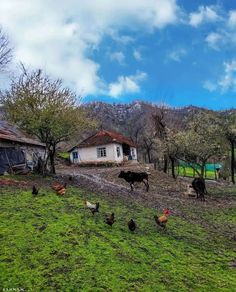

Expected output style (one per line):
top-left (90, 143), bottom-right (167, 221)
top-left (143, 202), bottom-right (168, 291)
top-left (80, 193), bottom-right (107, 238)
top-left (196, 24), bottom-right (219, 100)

top-left (228, 10), bottom-right (236, 27)
top-left (204, 60), bottom-right (236, 93)
top-left (167, 48), bottom-right (186, 62)
top-left (218, 60), bottom-right (236, 92)
top-left (189, 5), bottom-right (220, 27)
top-left (0, 0), bottom-right (180, 96)
top-left (203, 80), bottom-right (217, 92)
top-left (133, 49), bottom-right (142, 61)
top-left (108, 71), bottom-right (147, 97)
top-left (205, 32), bottom-right (222, 50)
top-left (110, 51), bottom-right (125, 65)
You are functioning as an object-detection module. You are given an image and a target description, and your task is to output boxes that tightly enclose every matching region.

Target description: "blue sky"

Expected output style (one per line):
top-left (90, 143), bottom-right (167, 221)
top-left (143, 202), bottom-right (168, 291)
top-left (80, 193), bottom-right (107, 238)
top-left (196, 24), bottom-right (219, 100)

top-left (0, 0), bottom-right (236, 109)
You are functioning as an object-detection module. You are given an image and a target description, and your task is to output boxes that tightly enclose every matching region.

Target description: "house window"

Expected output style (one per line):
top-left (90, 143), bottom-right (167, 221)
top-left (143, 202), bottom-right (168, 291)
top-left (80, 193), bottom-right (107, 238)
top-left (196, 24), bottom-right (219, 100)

top-left (72, 152), bottom-right (78, 159)
top-left (97, 147), bottom-right (107, 158)
top-left (116, 146), bottom-right (121, 157)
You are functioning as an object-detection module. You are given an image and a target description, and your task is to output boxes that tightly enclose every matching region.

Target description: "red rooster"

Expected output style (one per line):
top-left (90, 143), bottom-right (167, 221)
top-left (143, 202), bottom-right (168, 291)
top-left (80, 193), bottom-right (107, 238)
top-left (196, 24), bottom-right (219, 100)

top-left (52, 182), bottom-right (67, 196)
top-left (154, 208), bottom-right (171, 229)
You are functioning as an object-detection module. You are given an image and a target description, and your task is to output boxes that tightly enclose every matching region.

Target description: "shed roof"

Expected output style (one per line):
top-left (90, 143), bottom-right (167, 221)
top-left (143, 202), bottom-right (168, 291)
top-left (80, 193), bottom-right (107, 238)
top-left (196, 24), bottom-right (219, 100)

top-left (0, 121), bottom-right (45, 148)
top-left (69, 130), bottom-right (136, 151)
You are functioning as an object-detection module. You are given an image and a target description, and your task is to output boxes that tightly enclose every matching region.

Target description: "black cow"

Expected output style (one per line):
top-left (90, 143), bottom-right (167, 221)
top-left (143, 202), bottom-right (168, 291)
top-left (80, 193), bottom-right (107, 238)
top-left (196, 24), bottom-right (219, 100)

top-left (191, 177), bottom-right (207, 201)
top-left (118, 171), bottom-right (149, 192)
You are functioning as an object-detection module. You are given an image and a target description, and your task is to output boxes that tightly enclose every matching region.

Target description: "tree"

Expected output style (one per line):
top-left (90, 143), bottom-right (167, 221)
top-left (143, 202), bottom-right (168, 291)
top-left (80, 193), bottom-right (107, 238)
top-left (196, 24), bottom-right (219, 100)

top-left (152, 107), bottom-right (169, 173)
top-left (1, 68), bottom-right (95, 174)
top-left (0, 28), bottom-right (12, 71)
top-left (151, 105), bottom-right (183, 177)
top-left (223, 113), bottom-right (236, 184)
top-left (174, 111), bottom-right (225, 177)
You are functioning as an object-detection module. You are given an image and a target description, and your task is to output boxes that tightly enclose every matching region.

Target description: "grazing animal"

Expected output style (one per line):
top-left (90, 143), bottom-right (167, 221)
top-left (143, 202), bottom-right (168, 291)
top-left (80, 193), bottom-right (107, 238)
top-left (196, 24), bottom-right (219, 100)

top-left (84, 200), bottom-right (100, 215)
top-left (154, 208), bottom-right (171, 229)
top-left (105, 213), bottom-right (115, 227)
top-left (118, 171), bottom-right (149, 192)
top-left (128, 219), bottom-right (136, 231)
top-left (52, 182), bottom-right (67, 196)
top-left (32, 185), bottom-right (39, 195)
top-left (192, 178), bottom-right (207, 201)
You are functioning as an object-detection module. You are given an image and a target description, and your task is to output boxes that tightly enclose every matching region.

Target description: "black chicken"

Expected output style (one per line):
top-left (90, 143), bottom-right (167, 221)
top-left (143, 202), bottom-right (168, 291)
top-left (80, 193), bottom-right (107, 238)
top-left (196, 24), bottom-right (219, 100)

top-left (128, 219), bottom-right (136, 231)
top-left (32, 185), bottom-right (39, 195)
top-left (105, 213), bottom-right (115, 227)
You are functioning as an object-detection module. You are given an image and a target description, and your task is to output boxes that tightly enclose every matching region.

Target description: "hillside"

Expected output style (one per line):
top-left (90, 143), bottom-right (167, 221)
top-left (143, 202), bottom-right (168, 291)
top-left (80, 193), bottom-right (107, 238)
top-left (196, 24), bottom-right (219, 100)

top-left (84, 101), bottom-right (236, 134)
top-left (0, 175), bottom-right (236, 291)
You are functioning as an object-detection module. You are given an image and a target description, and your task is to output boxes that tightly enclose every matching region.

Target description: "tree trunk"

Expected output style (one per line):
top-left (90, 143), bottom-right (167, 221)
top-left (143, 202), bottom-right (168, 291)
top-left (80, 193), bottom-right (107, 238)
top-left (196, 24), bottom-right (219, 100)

top-left (230, 140), bottom-right (235, 184)
top-left (163, 155), bottom-right (168, 173)
top-left (170, 156), bottom-right (176, 179)
top-left (146, 148), bottom-right (151, 163)
top-left (49, 144), bottom-right (56, 174)
top-left (200, 162), bottom-right (205, 179)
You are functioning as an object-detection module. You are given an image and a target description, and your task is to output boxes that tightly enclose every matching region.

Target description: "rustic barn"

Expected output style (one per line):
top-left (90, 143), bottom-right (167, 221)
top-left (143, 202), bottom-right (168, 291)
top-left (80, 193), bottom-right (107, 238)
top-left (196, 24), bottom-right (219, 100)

top-left (0, 121), bottom-right (46, 175)
top-left (69, 130), bottom-right (137, 165)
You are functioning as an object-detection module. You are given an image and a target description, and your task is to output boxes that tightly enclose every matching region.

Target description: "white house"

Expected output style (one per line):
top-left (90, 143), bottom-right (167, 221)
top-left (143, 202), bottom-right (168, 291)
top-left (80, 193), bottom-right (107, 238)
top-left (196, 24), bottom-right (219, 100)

top-left (69, 130), bottom-right (137, 165)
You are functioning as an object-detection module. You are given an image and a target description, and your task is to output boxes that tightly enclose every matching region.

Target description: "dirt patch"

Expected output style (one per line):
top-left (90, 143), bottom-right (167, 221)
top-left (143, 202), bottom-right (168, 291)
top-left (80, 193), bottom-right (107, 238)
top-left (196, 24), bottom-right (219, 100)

top-left (57, 165), bottom-right (236, 213)
top-left (0, 178), bottom-right (29, 187)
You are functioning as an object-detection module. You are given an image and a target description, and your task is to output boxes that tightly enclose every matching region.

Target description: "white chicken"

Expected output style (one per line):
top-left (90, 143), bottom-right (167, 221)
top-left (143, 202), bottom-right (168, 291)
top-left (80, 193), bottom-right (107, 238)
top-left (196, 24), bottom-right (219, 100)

top-left (84, 200), bottom-right (100, 215)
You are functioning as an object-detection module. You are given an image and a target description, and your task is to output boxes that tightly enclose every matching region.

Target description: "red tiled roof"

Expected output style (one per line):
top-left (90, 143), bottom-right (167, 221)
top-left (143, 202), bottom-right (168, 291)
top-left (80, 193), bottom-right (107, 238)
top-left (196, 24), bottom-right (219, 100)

top-left (69, 130), bottom-right (136, 151)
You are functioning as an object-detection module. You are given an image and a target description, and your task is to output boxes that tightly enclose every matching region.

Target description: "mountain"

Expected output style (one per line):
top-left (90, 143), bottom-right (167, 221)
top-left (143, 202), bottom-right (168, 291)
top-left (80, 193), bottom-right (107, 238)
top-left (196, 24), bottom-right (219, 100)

top-left (84, 101), bottom-right (209, 134)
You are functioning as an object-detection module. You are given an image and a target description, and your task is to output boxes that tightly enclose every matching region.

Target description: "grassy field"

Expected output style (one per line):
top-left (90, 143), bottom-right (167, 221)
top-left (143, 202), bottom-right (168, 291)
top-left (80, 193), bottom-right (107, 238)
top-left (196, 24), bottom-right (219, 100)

top-left (0, 176), bottom-right (236, 291)
top-left (176, 166), bottom-right (216, 179)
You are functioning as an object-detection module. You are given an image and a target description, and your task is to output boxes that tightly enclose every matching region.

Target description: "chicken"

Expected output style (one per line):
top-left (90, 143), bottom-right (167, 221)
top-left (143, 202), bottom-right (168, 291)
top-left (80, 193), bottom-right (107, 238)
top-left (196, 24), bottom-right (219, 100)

top-left (52, 182), bottom-right (67, 195)
top-left (84, 200), bottom-right (100, 215)
top-left (128, 219), bottom-right (136, 231)
top-left (38, 223), bottom-right (47, 232)
top-left (183, 185), bottom-right (196, 198)
top-left (32, 185), bottom-right (39, 195)
top-left (154, 208), bottom-right (171, 229)
top-left (105, 212), bottom-right (115, 227)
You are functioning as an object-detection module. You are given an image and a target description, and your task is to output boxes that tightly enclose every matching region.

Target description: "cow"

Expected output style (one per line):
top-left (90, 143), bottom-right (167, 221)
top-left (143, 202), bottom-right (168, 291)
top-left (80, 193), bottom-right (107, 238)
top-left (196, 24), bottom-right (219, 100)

top-left (118, 170), bottom-right (149, 192)
top-left (191, 177), bottom-right (207, 201)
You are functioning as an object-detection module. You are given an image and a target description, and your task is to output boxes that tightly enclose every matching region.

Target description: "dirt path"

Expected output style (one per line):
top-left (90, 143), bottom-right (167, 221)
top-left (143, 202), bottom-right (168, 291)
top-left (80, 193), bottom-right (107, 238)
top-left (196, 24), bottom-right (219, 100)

top-left (56, 165), bottom-right (236, 213)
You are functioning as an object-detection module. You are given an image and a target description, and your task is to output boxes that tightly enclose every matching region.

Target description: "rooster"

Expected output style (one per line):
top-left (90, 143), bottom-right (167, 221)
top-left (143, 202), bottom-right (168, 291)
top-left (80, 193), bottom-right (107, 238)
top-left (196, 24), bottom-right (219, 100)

top-left (128, 219), bottom-right (136, 232)
top-left (154, 208), bottom-right (171, 229)
top-left (105, 213), bottom-right (115, 227)
top-left (84, 200), bottom-right (100, 215)
top-left (52, 182), bottom-right (67, 196)
top-left (32, 185), bottom-right (39, 195)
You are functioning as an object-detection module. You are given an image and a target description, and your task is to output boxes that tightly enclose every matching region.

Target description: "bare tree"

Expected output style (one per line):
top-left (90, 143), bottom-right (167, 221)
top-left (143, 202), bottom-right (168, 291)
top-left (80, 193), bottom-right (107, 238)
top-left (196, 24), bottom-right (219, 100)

top-left (0, 28), bottom-right (12, 71)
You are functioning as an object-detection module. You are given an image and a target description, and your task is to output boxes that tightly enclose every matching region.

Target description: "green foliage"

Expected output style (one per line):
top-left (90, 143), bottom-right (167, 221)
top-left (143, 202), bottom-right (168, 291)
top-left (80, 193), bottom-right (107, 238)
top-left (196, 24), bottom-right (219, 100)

top-left (2, 69), bottom-right (93, 144)
top-left (174, 111), bottom-right (226, 176)
top-left (1, 68), bottom-right (96, 173)
top-left (57, 152), bottom-right (70, 160)
top-left (0, 181), bottom-right (236, 291)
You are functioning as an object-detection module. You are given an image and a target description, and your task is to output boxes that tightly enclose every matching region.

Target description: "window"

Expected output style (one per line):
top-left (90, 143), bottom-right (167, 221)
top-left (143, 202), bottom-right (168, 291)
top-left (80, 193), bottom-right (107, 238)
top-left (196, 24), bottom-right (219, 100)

top-left (72, 152), bottom-right (78, 159)
top-left (97, 147), bottom-right (107, 158)
top-left (116, 146), bottom-right (121, 157)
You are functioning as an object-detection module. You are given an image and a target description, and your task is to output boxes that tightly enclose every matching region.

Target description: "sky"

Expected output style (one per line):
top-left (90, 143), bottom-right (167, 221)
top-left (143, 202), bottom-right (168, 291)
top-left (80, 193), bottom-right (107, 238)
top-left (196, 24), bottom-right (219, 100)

top-left (0, 0), bottom-right (236, 109)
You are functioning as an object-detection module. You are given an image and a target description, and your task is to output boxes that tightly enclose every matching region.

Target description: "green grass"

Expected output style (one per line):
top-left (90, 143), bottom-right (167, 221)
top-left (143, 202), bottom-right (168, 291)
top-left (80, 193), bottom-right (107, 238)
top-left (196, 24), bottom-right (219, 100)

top-left (176, 166), bottom-right (217, 179)
top-left (0, 180), bottom-right (236, 291)
top-left (57, 152), bottom-right (70, 160)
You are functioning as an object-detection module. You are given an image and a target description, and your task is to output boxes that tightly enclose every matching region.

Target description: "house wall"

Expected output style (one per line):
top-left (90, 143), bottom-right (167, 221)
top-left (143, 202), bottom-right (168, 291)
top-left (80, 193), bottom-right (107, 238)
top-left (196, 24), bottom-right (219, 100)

top-left (70, 143), bottom-right (124, 164)
top-left (130, 147), bottom-right (137, 160)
